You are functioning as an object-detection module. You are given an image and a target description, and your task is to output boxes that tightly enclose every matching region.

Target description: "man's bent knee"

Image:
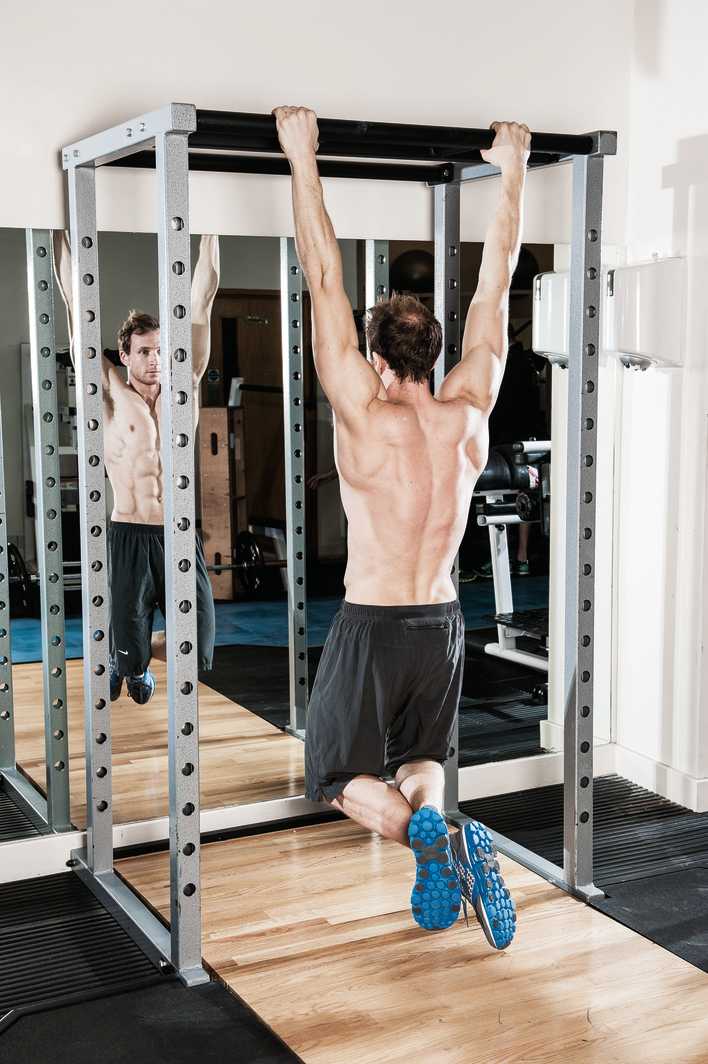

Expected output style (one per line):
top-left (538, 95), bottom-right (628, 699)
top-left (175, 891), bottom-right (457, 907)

top-left (394, 760), bottom-right (445, 787)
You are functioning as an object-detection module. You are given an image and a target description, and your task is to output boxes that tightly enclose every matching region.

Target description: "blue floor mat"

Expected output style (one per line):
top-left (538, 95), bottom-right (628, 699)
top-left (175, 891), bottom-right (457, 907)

top-left (10, 575), bottom-right (548, 663)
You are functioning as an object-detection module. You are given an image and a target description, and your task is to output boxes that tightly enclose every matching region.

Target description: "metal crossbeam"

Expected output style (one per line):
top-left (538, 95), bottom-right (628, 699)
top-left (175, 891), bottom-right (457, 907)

top-left (62, 103), bottom-right (196, 169)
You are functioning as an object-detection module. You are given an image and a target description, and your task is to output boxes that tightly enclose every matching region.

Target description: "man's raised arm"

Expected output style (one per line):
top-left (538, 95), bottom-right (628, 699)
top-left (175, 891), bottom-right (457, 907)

top-left (191, 233), bottom-right (220, 388)
top-left (273, 106), bottom-right (382, 422)
top-left (439, 121), bottom-right (530, 414)
top-left (52, 230), bottom-right (112, 393)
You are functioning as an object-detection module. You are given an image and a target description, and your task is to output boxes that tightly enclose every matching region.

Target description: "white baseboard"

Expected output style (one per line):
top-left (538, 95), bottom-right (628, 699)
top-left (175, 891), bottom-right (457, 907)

top-left (540, 719), bottom-right (611, 752)
top-left (458, 742), bottom-right (616, 801)
top-left (0, 794), bottom-right (323, 883)
top-left (612, 743), bottom-right (708, 812)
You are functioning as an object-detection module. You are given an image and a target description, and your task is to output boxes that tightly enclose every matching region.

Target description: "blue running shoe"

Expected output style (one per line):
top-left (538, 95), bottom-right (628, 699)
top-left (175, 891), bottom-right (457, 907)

top-left (126, 669), bottom-right (156, 705)
top-left (109, 663), bottom-right (123, 702)
top-left (451, 820), bottom-right (516, 949)
top-left (408, 806), bottom-right (461, 931)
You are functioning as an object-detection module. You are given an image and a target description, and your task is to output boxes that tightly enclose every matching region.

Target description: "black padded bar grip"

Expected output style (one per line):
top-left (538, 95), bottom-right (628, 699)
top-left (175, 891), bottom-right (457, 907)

top-left (194, 109), bottom-right (597, 160)
top-left (109, 151), bottom-right (452, 183)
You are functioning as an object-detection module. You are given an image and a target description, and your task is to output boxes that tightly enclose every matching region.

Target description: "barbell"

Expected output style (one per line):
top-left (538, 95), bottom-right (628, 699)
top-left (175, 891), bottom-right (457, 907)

top-left (208, 531), bottom-right (288, 595)
top-left (6, 534), bottom-right (288, 602)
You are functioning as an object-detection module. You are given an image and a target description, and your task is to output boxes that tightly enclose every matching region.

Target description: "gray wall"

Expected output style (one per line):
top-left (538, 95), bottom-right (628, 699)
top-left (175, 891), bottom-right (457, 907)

top-left (0, 228), bottom-right (31, 544)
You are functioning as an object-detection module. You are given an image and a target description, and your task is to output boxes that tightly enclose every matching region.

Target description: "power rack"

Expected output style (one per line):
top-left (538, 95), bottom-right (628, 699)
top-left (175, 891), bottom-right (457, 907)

top-left (57, 103), bottom-right (616, 982)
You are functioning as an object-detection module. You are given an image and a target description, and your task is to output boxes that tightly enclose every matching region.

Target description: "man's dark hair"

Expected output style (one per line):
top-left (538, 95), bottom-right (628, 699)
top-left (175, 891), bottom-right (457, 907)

top-left (117, 310), bottom-right (160, 357)
top-left (365, 293), bottom-right (442, 383)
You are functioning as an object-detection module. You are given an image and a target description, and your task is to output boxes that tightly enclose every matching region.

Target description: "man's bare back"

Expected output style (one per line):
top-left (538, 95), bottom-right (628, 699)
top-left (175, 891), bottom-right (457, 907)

top-left (53, 232), bottom-right (220, 525)
top-left (335, 394), bottom-right (487, 604)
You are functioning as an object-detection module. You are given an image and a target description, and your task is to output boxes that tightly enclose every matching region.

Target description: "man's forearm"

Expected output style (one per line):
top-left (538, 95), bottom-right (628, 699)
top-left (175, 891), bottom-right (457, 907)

top-left (291, 157), bottom-right (343, 288)
top-left (191, 234), bottom-right (220, 326)
top-left (474, 165), bottom-right (526, 304)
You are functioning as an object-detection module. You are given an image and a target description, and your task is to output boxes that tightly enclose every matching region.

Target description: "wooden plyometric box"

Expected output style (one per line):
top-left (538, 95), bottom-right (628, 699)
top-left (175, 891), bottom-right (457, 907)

top-left (199, 407), bottom-right (234, 600)
top-left (233, 408), bottom-right (247, 501)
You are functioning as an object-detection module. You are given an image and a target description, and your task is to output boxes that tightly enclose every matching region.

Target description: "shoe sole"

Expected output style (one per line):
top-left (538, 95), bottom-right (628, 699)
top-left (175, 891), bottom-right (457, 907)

top-left (408, 807), bottom-right (461, 932)
top-left (126, 676), bottom-right (156, 705)
top-left (457, 820), bottom-right (516, 949)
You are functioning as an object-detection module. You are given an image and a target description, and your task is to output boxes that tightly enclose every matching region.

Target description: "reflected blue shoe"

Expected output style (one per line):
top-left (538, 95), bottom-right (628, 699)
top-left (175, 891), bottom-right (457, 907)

top-left (126, 669), bottom-right (156, 705)
top-left (408, 806), bottom-right (461, 931)
top-left (451, 820), bottom-right (516, 949)
top-left (109, 657), bottom-right (123, 702)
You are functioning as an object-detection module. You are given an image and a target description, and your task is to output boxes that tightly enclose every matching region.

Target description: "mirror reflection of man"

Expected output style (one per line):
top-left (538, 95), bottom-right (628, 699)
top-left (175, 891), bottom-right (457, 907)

top-left (53, 233), bottom-right (220, 704)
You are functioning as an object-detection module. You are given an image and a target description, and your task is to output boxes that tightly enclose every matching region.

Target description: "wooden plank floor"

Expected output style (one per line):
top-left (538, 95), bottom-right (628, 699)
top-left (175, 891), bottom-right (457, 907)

top-left (12, 660), bottom-right (305, 827)
top-left (119, 821), bottom-right (708, 1064)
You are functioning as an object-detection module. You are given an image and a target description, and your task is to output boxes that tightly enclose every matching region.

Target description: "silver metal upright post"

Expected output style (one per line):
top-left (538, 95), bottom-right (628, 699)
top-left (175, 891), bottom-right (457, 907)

top-left (26, 229), bottom-right (71, 832)
top-left (66, 166), bottom-right (113, 871)
top-left (0, 400), bottom-right (15, 774)
top-left (563, 154), bottom-right (604, 897)
top-left (365, 241), bottom-right (389, 306)
top-left (433, 182), bottom-right (462, 399)
top-left (155, 129), bottom-right (207, 984)
top-left (433, 181), bottom-right (462, 814)
top-left (281, 237), bottom-right (308, 739)
top-left (364, 240), bottom-right (389, 359)
top-left (0, 397), bottom-right (50, 829)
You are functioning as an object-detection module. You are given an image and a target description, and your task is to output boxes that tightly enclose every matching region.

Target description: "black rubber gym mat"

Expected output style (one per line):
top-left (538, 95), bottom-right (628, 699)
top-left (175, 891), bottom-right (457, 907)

top-left (461, 774), bottom-right (708, 885)
top-left (492, 606), bottom-right (549, 638)
top-left (0, 782), bottom-right (43, 842)
top-left (0, 980), bottom-right (300, 1064)
top-left (0, 872), bottom-right (162, 1031)
top-left (203, 642), bottom-right (547, 765)
top-left (461, 774), bottom-right (708, 971)
top-left (590, 867), bottom-right (708, 973)
top-left (458, 695), bottom-right (545, 766)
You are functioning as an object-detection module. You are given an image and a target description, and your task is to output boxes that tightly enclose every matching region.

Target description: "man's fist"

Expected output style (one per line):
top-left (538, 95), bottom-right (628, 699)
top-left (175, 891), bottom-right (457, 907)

top-left (480, 121), bottom-right (531, 171)
top-left (272, 106), bottom-right (319, 163)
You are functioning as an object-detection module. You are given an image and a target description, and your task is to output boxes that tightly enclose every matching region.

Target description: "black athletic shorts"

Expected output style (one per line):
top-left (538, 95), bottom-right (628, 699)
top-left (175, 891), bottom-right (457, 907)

top-left (305, 600), bottom-right (465, 803)
top-left (108, 521), bottom-right (215, 676)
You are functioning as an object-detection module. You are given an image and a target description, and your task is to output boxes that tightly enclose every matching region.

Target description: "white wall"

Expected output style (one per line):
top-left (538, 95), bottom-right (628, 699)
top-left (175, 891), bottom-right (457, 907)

top-left (0, 0), bottom-right (631, 242)
top-left (612, 0), bottom-right (708, 805)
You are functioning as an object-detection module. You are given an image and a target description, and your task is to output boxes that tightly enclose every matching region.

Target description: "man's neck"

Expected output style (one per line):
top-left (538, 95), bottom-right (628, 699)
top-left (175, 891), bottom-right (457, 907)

top-left (129, 377), bottom-right (161, 408)
top-left (385, 378), bottom-right (432, 406)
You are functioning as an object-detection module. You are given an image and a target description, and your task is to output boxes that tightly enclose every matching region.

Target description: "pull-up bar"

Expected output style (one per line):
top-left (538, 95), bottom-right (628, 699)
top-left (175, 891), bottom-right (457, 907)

top-left (65, 103), bottom-right (615, 183)
top-left (109, 148), bottom-right (569, 183)
top-left (192, 109), bottom-right (597, 159)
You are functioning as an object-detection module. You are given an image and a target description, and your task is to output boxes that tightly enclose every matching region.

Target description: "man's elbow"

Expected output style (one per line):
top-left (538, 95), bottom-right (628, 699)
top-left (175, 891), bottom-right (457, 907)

top-left (474, 276), bottom-right (512, 308)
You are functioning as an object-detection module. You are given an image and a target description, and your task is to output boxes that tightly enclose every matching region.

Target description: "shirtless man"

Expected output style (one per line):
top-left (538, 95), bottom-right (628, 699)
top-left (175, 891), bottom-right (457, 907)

top-left (274, 106), bottom-right (529, 948)
top-left (53, 233), bottom-right (220, 704)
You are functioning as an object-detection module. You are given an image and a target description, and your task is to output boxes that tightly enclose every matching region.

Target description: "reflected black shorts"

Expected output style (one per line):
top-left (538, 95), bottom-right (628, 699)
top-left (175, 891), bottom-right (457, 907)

top-left (108, 521), bottom-right (215, 676)
top-left (305, 600), bottom-right (465, 803)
